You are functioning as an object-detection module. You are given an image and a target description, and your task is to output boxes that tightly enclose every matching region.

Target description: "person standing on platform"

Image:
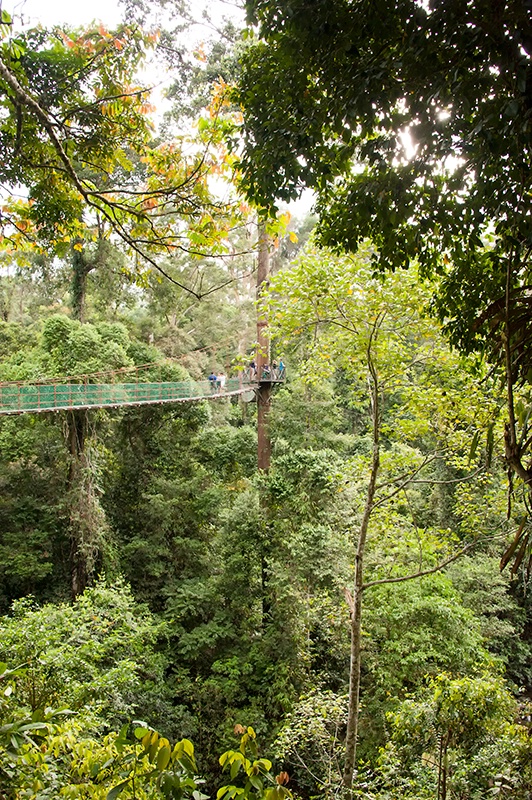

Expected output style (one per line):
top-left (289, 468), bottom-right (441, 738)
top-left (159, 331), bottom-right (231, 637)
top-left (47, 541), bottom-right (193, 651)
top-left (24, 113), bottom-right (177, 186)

top-left (217, 372), bottom-right (226, 392)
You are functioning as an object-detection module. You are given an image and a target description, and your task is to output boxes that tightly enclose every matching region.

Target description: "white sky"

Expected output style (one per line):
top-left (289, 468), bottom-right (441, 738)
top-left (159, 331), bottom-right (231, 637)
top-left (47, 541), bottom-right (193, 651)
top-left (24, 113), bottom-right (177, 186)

top-left (8, 0), bottom-right (245, 29)
top-left (9, 0), bottom-right (122, 27)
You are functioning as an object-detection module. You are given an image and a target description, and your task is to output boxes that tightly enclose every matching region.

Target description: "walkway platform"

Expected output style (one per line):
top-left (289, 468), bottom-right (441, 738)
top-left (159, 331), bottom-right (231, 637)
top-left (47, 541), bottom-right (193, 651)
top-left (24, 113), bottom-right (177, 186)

top-left (0, 378), bottom-right (250, 415)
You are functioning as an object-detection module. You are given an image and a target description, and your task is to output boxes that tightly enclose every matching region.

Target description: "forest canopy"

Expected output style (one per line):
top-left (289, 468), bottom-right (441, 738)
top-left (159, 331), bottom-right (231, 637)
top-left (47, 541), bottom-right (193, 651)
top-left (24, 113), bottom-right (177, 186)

top-left (238, 0), bottom-right (532, 368)
top-left (0, 1), bottom-right (531, 799)
top-left (237, 0), bottom-right (532, 595)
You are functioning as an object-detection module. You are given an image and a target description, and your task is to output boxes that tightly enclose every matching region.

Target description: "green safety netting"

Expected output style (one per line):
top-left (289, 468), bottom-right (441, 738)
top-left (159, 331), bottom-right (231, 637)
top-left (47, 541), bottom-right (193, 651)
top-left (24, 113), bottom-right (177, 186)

top-left (0, 378), bottom-right (246, 414)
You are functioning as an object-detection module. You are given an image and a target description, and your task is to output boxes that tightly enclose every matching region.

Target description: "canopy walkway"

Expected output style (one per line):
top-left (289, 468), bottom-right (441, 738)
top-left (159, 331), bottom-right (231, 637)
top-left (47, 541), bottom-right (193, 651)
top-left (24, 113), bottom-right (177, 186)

top-left (0, 363), bottom-right (284, 416)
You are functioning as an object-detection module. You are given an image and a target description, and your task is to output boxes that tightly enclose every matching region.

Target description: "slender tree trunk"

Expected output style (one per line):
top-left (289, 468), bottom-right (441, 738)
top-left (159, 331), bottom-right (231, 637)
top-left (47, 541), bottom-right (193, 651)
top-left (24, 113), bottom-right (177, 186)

top-left (68, 238), bottom-right (113, 596)
top-left (437, 731), bottom-right (450, 800)
top-left (256, 221), bottom-right (272, 622)
top-left (257, 383), bottom-right (272, 472)
top-left (502, 255), bottom-right (532, 484)
top-left (256, 222), bottom-right (271, 472)
top-left (71, 244), bottom-right (93, 323)
top-left (67, 409), bottom-right (89, 598)
top-left (437, 735), bottom-right (443, 800)
top-left (342, 340), bottom-right (381, 789)
top-left (68, 244), bottom-right (92, 596)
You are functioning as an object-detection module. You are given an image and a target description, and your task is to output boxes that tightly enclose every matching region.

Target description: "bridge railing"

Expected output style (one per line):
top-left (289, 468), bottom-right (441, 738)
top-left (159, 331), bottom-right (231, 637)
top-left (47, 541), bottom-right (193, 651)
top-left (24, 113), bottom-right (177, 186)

top-left (0, 378), bottom-right (245, 414)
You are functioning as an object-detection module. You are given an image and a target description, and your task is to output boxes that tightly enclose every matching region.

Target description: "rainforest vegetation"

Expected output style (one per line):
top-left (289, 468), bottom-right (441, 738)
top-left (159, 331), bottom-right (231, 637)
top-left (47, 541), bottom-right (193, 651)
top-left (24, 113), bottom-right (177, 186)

top-left (0, 1), bottom-right (531, 798)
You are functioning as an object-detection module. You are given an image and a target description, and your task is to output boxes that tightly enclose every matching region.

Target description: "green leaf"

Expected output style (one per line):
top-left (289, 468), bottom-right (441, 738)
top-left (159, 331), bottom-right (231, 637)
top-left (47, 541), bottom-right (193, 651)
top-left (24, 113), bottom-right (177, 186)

top-left (107, 779), bottom-right (131, 800)
top-left (182, 738), bottom-right (195, 757)
top-left (219, 751), bottom-right (234, 768)
top-left (501, 518), bottom-right (527, 571)
top-left (157, 744), bottom-right (172, 771)
top-left (486, 423), bottom-right (494, 467)
top-left (10, 39), bottom-right (25, 59)
top-left (116, 723), bottom-right (130, 744)
top-left (141, 730), bottom-right (152, 748)
top-left (468, 429), bottom-right (480, 466)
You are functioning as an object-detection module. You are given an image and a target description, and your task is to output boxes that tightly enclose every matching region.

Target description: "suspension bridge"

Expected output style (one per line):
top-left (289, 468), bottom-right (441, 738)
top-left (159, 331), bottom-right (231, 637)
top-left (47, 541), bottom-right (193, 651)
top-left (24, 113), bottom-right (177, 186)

top-left (0, 363), bottom-right (284, 416)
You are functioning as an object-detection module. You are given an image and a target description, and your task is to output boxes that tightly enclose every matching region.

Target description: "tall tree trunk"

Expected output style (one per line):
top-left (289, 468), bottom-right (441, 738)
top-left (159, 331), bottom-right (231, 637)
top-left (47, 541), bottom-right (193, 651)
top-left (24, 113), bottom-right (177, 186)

top-left (437, 731), bottom-right (450, 800)
top-left (68, 238), bottom-right (112, 596)
top-left (68, 242), bottom-right (92, 596)
top-left (67, 409), bottom-right (89, 598)
top-left (257, 382), bottom-right (272, 472)
top-left (256, 222), bottom-right (272, 622)
top-left (66, 408), bottom-right (108, 599)
top-left (256, 222), bottom-right (271, 472)
top-left (71, 244), bottom-right (93, 323)
top-left (342, 335), bottom-right (381, 789)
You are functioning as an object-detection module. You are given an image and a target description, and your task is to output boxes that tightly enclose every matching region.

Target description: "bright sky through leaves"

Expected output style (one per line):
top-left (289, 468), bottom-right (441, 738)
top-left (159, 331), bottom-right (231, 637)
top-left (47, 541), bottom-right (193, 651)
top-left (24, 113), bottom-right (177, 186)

top-left (11, 0), bottom-right (121, 26)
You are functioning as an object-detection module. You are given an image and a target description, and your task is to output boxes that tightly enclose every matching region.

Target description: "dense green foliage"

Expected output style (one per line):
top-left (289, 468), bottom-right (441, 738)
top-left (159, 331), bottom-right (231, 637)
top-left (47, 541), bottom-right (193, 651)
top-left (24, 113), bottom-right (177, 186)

top-left (1, 243), bottom-right (531, 796)
top-left (0, 1), bottom-right (532, 798)
top-left (238, 0), bottom-right (532, 363)
top-left (236, 0), bottom-right (532, 580)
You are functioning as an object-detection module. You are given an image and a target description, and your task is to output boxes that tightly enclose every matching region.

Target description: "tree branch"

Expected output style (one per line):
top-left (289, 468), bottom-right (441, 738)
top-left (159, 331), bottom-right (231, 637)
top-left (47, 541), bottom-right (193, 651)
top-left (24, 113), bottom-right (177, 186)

top-left (362, 538), bottom-right (486, 591)
top-left (0, 57), bottom-right (253, 299)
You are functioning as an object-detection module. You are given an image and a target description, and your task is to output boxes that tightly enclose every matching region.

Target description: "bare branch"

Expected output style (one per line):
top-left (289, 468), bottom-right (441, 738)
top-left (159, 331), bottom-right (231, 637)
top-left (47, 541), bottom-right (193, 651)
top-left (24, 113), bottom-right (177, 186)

top-left (375, 451), bottom-right (442, 492)
top-left (408, 465), bottom-right (486, 486)
top-left (371, 452), bottom-right (439, 511)
top-left (363, 538), bottom-right (485, 591)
